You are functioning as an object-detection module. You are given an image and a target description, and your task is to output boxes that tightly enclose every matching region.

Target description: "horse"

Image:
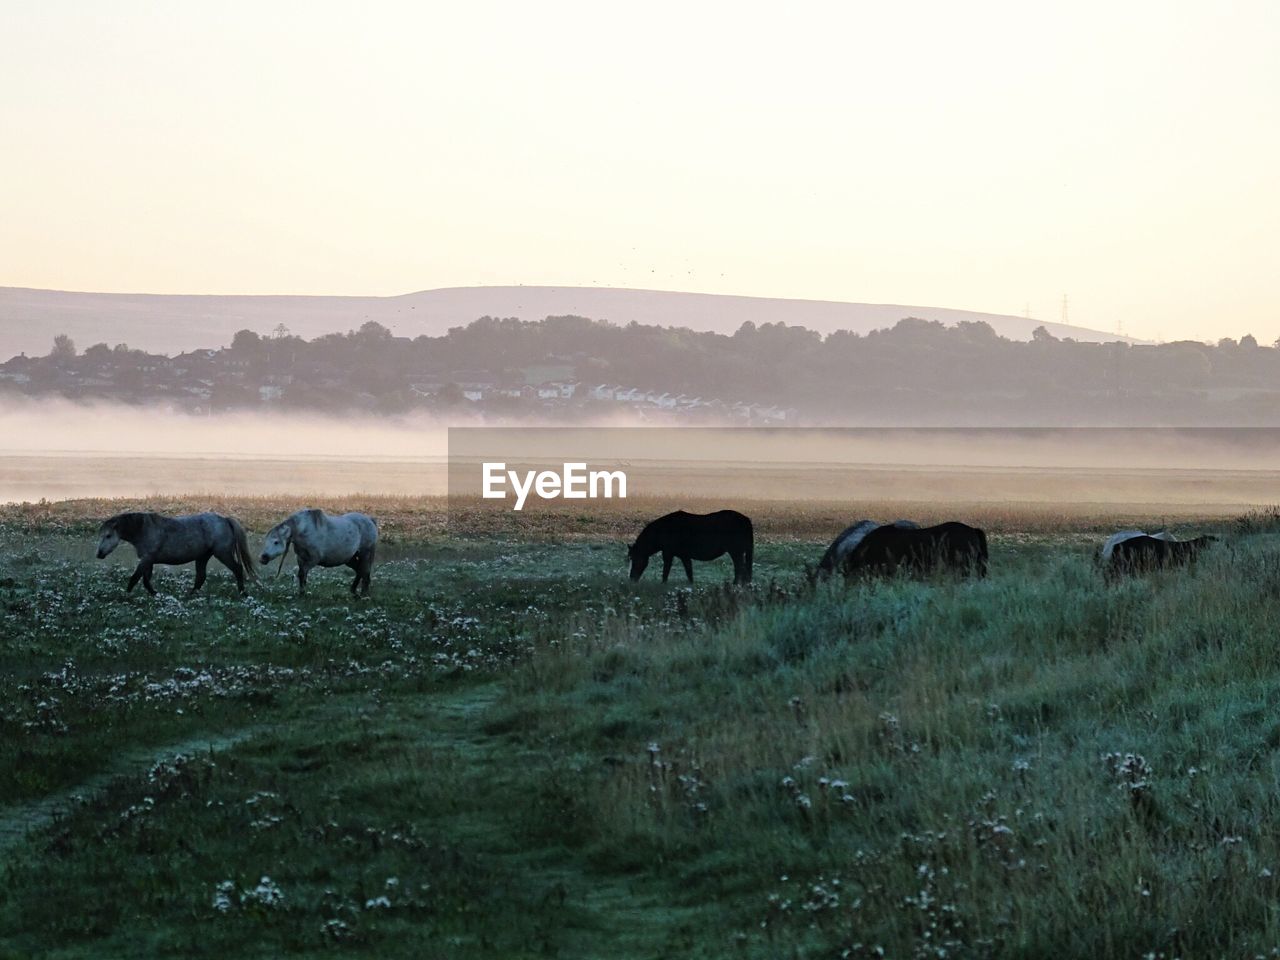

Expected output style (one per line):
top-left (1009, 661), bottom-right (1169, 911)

top-left (96, 511), bottom-right (256, 595)
top-left (260, 509), bottom-right (379, 596)
top-left (844, 521), bottom-right (988, 579)
top-left (1100, 530), bottom-right (1175, 562)
top-left (627, 510), bottom-right (753, 585)
top-left (816, 519), bottom-right (918, 578)
top-left (1104, 532), bottom-right (1216, 576)
top-left (1100, 530), bottom-right (1187, 577)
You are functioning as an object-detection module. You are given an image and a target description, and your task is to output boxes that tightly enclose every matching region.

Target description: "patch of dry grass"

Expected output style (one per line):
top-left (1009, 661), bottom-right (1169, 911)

top-left (0, 492), bottom-right (1255, 543)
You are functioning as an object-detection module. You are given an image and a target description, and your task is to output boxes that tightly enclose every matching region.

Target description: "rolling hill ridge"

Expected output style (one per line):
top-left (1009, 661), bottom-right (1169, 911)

top-left (0, 285), bottom-right (1135, 358)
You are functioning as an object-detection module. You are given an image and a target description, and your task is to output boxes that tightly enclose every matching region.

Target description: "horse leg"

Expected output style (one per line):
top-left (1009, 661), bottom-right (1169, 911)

top-left (127, 562), bottom-right (145, 593)
top-left (661, 551), bottom-right (674, 582)
top-left (681, 556), bottom-right (694, 583)
top-left (214, 545), bottom-right (246, 595)
top-left (141, 561), bottom-right (157, 596)
top-left (359, 544), bottom-right (375, 597)
top-left (347, 554), bottom-right (362, 596)
top-left (297, 563), bottom-right (309, 596)
top-left (730, 551), bottom-right (743, 585)
top-left (191, 556), bottom-right (209, 593)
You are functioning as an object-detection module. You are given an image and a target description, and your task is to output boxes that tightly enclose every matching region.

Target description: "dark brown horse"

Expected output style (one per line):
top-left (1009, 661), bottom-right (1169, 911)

top-left (628, 510), bottom-right (753, 585)
top-left (1106, 534), bottom-right (1216, 576)
top-left (844, 521), bottom-right (988, 578)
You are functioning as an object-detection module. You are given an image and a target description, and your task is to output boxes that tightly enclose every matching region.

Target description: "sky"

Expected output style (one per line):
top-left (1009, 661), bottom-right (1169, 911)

top-left (2, 0), bottom-right (1278, 342)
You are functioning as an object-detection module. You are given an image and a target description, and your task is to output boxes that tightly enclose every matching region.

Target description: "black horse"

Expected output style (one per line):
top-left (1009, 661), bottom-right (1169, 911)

top-left (628, 510), bottom-right (753, 585)
top-left (1107, 534), bottom-right (1215, 576)
top-left (844, 521), bottom-right (988, 578)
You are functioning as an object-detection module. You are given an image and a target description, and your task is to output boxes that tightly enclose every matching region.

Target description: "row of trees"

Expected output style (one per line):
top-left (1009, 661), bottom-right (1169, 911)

top-left (15, 314), bottom-right (1280, 423)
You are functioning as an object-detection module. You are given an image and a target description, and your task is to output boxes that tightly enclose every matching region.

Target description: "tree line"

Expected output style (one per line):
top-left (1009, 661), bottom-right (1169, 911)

top-left (6, 314), bottom-right (1280, 424)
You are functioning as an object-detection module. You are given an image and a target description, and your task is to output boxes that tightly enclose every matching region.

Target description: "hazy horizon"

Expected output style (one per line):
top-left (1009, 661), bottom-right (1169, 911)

top-left (9, 396), bottom-right (1280, 504)
top-left (4, 1), bottom-right (1278, 344)
top-left (0, 284), bottom-right (1149, 360)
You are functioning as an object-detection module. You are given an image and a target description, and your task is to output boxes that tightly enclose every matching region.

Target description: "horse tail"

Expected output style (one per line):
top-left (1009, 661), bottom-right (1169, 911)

top-left (974, 527), bottom-right (989, 577)
top-left (226, 516), bottom-right (259, 581)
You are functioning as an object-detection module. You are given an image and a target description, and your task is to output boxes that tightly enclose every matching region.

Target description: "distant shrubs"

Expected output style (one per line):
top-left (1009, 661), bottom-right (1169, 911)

top-left (1232, 507), bottom-right (1280, 535)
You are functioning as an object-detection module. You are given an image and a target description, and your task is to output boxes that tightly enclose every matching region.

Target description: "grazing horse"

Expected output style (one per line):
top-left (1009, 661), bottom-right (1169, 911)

top-left (844, 521), bottom-right (988, 578)
top-left (816, 519), bottom-right (918, 578)
top-left (1100, 530), bottom-right (1167, 561)
top-left (628, 510), bottom-right (753, 585)
top-left (96, 511), bottom-right (256, 595)
top-left (260, 509), bottom-right (379, 596)
top-left (1105, 532), bottom-right (1216, 576)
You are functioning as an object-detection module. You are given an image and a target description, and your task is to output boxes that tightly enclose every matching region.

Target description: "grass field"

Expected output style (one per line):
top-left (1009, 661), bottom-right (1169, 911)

top-left (4, 496), bottom-right (1280, 958)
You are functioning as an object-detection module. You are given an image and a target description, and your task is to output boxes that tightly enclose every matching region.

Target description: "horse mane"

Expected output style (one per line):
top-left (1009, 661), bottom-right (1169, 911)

top-left (103, 511), bottom-right (150, 541)
top-left (631, 518), bottom-right (658, 553)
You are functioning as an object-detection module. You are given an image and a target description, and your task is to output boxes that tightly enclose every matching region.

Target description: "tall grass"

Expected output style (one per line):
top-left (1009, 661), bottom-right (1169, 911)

top-left (496, 537), bottom-right (1280, 956)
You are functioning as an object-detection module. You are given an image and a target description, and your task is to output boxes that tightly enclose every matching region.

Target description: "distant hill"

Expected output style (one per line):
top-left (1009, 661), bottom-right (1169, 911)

top-left (0, 285), bottom-right (1137, 358)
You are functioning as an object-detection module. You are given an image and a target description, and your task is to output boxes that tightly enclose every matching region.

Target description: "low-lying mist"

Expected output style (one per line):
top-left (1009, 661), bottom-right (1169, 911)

top-left (5, 398), bottom-right (1280, 506)
top-left (0, 396), bottom-right (449, 460)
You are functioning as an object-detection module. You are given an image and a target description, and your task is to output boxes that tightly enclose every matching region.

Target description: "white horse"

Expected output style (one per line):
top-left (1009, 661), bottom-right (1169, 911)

top-left (260, 509), bottom-right (379, 596)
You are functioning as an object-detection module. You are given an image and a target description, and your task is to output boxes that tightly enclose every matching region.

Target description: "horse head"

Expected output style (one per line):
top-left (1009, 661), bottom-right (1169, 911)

top-left (97, 512), bottom-right (145, 558)
top-left (96, 518), bottom-right (122, 559)
top-left (260, 520), bottom-right (293, 567)
top-left (626, 541), bottom-right (649, 581)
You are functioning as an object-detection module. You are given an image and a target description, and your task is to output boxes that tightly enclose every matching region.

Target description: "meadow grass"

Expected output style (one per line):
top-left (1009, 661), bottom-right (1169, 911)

top-left (2, 498), bottom-right (1280, 957)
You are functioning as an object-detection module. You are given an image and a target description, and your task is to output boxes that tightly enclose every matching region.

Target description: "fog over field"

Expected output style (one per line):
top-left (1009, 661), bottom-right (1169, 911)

top-left (0, 398), bottom-right (448, 502)
top-left (6, 398), bottom-right (1280, 509)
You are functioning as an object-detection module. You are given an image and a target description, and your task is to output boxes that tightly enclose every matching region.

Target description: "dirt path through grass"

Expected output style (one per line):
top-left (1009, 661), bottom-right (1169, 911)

top-left (414, 683), bottom-right (706, 957)
top-left (0, 726), bottom-right (264, 863)
top-left (1, 682), bottom-right (702, 956)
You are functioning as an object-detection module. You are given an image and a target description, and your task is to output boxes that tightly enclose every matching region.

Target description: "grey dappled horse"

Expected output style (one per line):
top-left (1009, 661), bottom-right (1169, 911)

top-left (815, 519), bottom-right (918, 578)
top-left (260, 509), bottom-right (379, 596)
top-left (96, 511), bottom-right (256, 595)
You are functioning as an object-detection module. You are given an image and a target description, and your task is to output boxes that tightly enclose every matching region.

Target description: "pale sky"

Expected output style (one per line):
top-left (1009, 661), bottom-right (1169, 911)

top-left (2, 0), bottom-right (1278, 342)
